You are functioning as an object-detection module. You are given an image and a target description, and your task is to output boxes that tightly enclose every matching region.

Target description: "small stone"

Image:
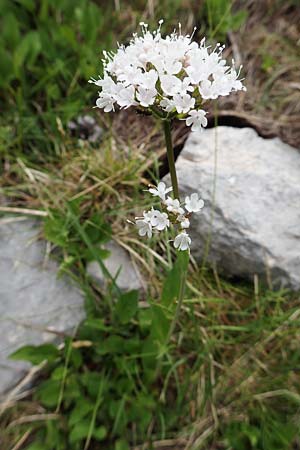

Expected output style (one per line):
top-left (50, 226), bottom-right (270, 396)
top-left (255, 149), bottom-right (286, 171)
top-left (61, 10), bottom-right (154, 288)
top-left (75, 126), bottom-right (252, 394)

top-left (0, 218), bottom-right (85, 395)
top-left (67, 114), bottom-right (103, 142)
top-left (87, 241), bottom-right (144, 292)
top-left (165, 126), bottom-right (300, 290)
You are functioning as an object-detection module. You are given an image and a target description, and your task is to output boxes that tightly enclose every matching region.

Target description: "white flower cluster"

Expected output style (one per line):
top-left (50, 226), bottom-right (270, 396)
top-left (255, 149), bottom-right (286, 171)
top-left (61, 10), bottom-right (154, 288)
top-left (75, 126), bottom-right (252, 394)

top-left (89, 21), bottom-right (246, 132)
top-left (135, 182), bottom-right (204, 251)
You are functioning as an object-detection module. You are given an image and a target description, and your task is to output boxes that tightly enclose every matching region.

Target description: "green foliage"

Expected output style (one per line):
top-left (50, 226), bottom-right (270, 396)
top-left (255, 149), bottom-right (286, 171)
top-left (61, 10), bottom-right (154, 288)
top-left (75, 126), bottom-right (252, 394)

top-left (115, 290), bottom-right (139, 324)
top-left (10, 344), bottom-right (59, 365)
top-left (0, 0), bottom-right (117, 154)
top-left (206, 0), bottom-right (248, 40)
top-left (224, 408), bottom-right (298, 450)
top-left (43, 201), bottom-right (111, 274)
top-left (11, 286), bottom-right (189, 449)
top-left (161, 251), bottom-right (189, 307)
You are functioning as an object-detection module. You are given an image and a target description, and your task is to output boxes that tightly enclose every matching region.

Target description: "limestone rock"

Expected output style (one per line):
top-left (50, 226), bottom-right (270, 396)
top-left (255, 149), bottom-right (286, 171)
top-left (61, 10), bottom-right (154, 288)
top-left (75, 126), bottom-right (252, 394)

top-left (0, 218), bottom-right (85, 395)
top-left (165, 126), bottom-right (300, 290)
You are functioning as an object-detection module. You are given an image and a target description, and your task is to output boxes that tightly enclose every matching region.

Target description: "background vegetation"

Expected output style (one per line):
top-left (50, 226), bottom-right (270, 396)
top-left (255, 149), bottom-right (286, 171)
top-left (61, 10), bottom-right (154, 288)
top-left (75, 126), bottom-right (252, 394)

top-left (1, 1), bottom-right (300, 449)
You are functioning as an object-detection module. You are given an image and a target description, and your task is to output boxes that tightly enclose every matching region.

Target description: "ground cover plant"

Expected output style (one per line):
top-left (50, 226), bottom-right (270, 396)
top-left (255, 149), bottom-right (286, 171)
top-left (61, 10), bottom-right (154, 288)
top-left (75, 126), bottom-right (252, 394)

top-left (1, 1), bottom-right (300, 449)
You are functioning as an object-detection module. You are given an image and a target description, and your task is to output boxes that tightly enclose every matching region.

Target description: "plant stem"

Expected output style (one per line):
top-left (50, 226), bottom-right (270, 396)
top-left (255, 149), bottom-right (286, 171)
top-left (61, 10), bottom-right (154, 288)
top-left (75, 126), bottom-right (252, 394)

top-left (163, 120), bottom-right (179, 199)
top-left (162, 119), bottom-right (189, 344)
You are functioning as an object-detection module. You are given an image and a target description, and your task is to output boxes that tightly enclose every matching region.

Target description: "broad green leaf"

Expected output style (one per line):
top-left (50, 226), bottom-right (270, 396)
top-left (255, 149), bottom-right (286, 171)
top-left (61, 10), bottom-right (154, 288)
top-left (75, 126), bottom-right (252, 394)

top-left (24, 443), bottom-right (45, 450)
top-left (161, 251), bottom-right (189, 308)
top-left (83, 318), bottom-right (111, 331)
top-left (0, 48), bottom-right (13, 86)
top-left (69, 420), bottom-right (90, 444)
top-left (36, 379), bottom-right (61, 408)
top-left (150, 304), bottom-right (170, 346)
top-left (10, 344), bottom-right (59, 364)
top-left (69, 399), bottom-right (94, 426)
top-left (81, 371), bottom-right (106, 398)
top-left (44, 212), bottom-right (69, 247)
top-left (69, 421), bottom-right (106, 444)
top-left (115, 439), bottom-right (130, 450)
top-left (96, 335), bottom-right (125, 355)
top-left (115, 290), bottom-right (139, 324)
top-left (93, 426), bottom-right (107, 441)
top-left (2, 13), bottom-right (20, 49)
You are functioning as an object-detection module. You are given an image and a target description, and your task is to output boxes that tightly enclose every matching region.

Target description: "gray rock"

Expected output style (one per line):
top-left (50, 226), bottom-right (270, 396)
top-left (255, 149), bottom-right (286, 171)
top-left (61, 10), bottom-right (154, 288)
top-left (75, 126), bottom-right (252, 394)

top-left (0, 218), bottom-right (85, 395)
top-left (166, 126), bottom-right (300, 290)
top-left (87, 241), bottom-right (144, 292)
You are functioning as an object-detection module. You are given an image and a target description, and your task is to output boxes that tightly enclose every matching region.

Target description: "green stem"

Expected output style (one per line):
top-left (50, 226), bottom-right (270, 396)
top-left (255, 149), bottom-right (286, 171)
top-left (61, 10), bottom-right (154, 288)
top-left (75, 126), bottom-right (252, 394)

top-left (163, 120), bottom-right (179, 199)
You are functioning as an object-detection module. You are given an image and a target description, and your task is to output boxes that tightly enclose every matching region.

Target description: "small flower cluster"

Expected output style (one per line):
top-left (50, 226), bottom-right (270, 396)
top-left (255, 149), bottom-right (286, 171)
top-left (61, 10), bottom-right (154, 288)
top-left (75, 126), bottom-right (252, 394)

top-left (89, 21), bottom-right (246, 132)
top-left (135, 182), bottom-right (204, 251)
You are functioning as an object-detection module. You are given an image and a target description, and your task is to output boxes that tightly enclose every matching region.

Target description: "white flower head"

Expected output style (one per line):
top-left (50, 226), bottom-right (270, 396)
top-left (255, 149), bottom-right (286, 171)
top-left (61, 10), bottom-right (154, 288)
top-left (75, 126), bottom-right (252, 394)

top-left (165, 197), bottom-right (185, 215)
top-left (174, 231), bottom-right (191, 251)
top-left (148, 182), bottom-right (172, 201)
top-left (185, 193), bottom-right (204, 213)
top-left (90, 21), bottom-right (246, 131)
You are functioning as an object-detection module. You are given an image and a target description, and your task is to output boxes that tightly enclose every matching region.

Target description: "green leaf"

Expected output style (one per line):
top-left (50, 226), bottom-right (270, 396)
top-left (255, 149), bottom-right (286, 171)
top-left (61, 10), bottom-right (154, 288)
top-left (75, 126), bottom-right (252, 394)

top-left (44, 212), bottom-right (69, 247)
top-left (69, 420), bottom-right (90, 444)
top-left (24, 443), bottom-right (45, 450)
top-left (93, 426), bottom-right (107, 441)
top-left (14, 31), bottom-right (41, 72)
top-left (115, 439), bottom-right (130, 450)
top-left (69, 399), bottom-right (94, 426)
top-left (161, 251), bottom-right (189, 308)
top-left (0, 48), bottom-right (14, 86)
top-left (69, 421), bottom-right (106, 444)
top-left (36, 379), bottom-right (61, 408)
top-left (10, 344), bottom-right (59, 364)
top-left (96, 335), bottom-right (125, 355)
top-left (2, 13), bottom-right (20, 49)
top-left (81, 371), bottom-right (105, 398)
top-left (115, 290), bottom-right (139, 324)
top-left (150, 304), bottom-right (170, 346)
top-left (83, 212), bottom-right (111, 244)
top-left (83, 318), bottom-right (111, 331)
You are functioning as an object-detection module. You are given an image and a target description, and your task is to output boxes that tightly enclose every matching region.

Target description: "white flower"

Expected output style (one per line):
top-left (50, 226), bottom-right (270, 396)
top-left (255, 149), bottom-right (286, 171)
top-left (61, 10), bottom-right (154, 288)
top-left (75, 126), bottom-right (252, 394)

top-left (143, 208), bottom-right (159, 226)
top-left (114, 85), bottom-right (137, 109)
top-left (177, 215), bottom-right (190, 229)
top-left (174, 231), bottom-right (191, 251)
top-left (160, 97), bottom-right (175, 113)
top-left (172, 93), bottom-right (195, 114)
top-left (136, 87), bottom-right (157, 107)
top-left (186, 110), bottom-right (208, 131)
top-left (165, 197), bottom-right (184, 215)
top-left (185, 193), bottom-right (204, 212)
top-left (95, 93), bottom-right (115, 112)
top-left (145, 208), bottom-right (170, 230)
top-left (152, 211), bottom-right (170, 230)
top-left (137, 69), bottom-right (158, 90)
top-left (136, 219), bottom-right (152, 238)
top-left (160, 74), bottom-right (182, 96)
top-left (148, 182), bottom-right (172, 201)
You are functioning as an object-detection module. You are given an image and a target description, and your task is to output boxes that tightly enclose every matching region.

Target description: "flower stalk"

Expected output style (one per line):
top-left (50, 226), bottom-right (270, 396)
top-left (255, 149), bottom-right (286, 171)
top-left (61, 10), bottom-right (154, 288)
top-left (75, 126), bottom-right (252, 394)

top-left (162, 119), bottom-right (189, 341)
top-left (163, 120), bottom-right (179, 200)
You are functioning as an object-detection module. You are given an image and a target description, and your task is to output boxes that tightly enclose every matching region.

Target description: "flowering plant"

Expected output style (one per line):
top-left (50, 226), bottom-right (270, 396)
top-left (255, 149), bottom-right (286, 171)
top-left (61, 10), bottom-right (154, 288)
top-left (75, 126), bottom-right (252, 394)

top-left (90, 21), bottom-right (245, 252)
top-left (90, 21), bottom-right (245, 338)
